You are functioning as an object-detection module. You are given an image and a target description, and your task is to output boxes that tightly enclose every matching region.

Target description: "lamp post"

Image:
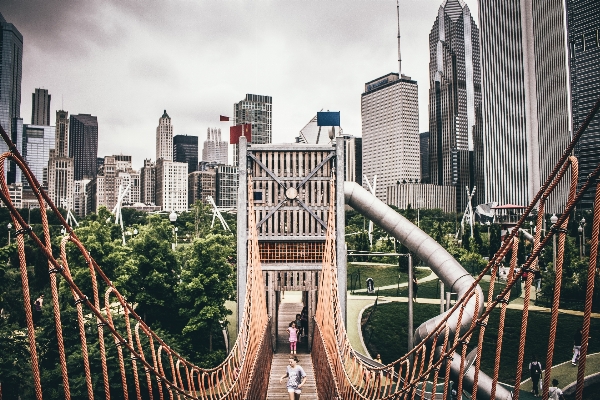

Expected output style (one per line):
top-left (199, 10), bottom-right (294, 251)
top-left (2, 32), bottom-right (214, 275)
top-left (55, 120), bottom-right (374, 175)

top-left (529, 220), bottom-right (534, 236)
top-left (169, 211), bottom-right (178, 250)
top-left (7, 223), bottom-right (12, 245)
top-left (578, 225), bottom-right (583, 259)
top-left (580, 217), bottom-right (586, 257)
top-left (550, 214), bottom-right (558, 269)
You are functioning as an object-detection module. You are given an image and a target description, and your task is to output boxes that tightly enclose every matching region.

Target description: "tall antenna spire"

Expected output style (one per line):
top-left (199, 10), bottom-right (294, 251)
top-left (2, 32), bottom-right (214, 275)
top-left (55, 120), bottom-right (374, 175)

top-left (397, 0), bottom-right (402, 76)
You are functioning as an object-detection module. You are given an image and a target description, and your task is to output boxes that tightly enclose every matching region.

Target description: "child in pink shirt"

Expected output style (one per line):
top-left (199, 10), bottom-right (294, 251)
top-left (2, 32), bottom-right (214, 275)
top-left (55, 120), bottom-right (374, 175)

top-left (287, 322), bottom-right (299, 354)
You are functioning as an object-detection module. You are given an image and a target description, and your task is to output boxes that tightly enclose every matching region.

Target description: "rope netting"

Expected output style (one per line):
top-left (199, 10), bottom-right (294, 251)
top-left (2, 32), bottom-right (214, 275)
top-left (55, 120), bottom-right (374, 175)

top-left (1, 96), bottom-right (599, 400)
top-left (0, 123), bottom-right (271, 400)
top-left (312, 97), bottom-right (600, 400)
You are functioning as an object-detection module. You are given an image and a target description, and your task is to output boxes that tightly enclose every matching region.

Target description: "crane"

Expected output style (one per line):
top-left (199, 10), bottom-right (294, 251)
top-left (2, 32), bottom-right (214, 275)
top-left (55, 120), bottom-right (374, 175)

top-left (207, 195), bottom-right (232, 233)
top-left (111, 182), bottom-right (132, 245)
top-left (60, 198), bottom-right (79, 228)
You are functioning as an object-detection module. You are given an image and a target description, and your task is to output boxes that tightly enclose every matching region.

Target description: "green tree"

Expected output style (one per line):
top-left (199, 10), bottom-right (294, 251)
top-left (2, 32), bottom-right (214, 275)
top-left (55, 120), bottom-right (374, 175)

top-left (489, 224), bottom-right (502, 260)
top-left (118, 215), bottom-right (181, 331)
top-left (177, 234), bottom-right (235, 359)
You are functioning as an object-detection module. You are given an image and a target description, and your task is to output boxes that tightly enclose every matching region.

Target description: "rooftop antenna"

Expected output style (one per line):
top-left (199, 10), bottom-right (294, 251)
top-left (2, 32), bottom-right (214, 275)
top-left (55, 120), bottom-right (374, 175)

top-left (397, 0), bottom-right (402, 76)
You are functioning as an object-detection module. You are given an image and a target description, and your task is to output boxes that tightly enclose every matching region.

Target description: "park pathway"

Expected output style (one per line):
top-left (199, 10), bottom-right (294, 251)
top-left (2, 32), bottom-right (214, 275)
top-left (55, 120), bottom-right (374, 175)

top-left (267, 295), bottom-right (317, 399)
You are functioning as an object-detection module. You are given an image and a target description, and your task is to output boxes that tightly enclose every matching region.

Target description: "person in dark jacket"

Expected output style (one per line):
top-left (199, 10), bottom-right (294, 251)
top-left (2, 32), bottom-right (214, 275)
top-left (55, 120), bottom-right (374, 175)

top-left (528, 355), bottom-right (542, 397)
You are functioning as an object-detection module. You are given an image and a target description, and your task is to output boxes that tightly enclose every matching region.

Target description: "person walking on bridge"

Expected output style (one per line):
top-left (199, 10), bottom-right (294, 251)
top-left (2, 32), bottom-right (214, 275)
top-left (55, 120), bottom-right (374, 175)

top-left (280, 356), bottom-right (307, 400)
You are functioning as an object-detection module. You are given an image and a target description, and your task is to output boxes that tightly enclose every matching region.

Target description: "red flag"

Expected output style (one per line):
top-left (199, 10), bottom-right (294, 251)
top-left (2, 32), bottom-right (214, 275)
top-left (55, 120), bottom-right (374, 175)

top-left (229, 124), bottom-right (252, 144)
top-left (220, 115), bottom-right (230, 121)
top-left (229, 125), bottom-right (242, 144)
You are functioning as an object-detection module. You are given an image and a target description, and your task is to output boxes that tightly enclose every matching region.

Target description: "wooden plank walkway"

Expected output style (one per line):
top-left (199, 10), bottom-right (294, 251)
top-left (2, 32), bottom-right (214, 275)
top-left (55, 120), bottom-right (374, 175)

top-left (267, 299), bottom-right (317, 399)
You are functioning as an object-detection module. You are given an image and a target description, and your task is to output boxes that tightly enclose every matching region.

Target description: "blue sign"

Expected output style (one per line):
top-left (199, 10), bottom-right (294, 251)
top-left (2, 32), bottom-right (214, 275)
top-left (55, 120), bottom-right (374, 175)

top-left (317, 111), bottom-right (340, 127)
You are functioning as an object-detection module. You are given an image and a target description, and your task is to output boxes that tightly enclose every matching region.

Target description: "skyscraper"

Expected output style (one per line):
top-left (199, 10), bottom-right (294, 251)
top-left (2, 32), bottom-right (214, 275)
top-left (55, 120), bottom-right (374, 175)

top-left (201, 128), bottom-right (228, 165)
top-left (173, 134), bottom-right (198, 173)
top-left (31, 88), bottom-right (51, 126)
top-left (428, 0), bottom-right (484, 211)
top-left (155, 159), bottom-right (188, 212)
top-left (156, 110), bottom-right (173, 161)
top-left (47, 110), bottom-right (74, 209)
top-left (233, 94), bottom-right (272, 164)
top-left (567, 0), bottom-right (600, 209)
top-left (23, 124), bottom-right (55, 187)
top-left (0, 13), bottom-right (23, 183)
top-left (361, 72), bottom-right (420, 201)
top-left (342, 135), bottom-right (362, 186)
top-left (69, 114), bottom-right (98, 180)
top-left (420, 132), bottom-right (430, 184)
top-left (479, 0), bottom-right (570, 209)
top-left (140, 159), bottom-right (156, 205)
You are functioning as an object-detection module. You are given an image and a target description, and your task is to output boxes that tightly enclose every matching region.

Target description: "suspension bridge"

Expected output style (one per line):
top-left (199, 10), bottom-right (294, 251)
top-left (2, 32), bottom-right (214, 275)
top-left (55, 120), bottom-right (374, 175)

top-left (0, 97), bottom-right (599, 400)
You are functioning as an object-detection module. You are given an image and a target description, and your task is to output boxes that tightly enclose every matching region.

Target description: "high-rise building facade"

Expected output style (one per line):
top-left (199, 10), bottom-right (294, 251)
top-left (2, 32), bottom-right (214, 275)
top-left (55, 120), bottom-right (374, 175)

top-left (88, 155), bottom-right (140, 213)
top-left (155, 159), bottom-right (188, 212)
top-left (173, 134), bottom-right (198, 173)
top-left (140, 159), bottom-right (156, 205)
top-left (0, 13), bottom-right (23, 183)
top-left (69, 114), bottom-right (98, 180)
top-left (156, 110), bottom-right (173, 161)
top-left (47, 110), bottom-right (74, 209)
top-left (428, 0), bottom-right (484, 211)
top-left (567, 0), bottom-right (600, 209)
top-left (233, 94), bottom-right (272, 163)
top-left (479, 0), bottom-right (571, 209)
top-left (31, 88), bottom-right (51, 126)
top-left (361, 72), bottom-right (420, 201)
top-left (216, 165), bottom-right (238, 208)
top-left (73, 179), bottom-right (90, 217)
top-left (342, 135), bottom-right (362, 185)
top-left (23, 124), bottom-right (55, 187)
top-left (188, 166), bottom-right (217, 206)
top-left (202, 128), bottom-right (228, 165)
top-left (420, 132), bottom-right (430, 184)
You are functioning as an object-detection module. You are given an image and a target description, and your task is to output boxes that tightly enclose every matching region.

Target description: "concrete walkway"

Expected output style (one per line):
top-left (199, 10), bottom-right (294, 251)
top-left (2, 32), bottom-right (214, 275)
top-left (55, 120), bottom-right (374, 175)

top-left (352, 265), bottom-right (437, 293)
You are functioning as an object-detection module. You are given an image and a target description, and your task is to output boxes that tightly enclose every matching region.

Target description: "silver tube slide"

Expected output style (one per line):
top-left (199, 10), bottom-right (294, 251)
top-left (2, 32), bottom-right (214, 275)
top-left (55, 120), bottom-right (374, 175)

top-left (344, 182), bottom-right (511, 400)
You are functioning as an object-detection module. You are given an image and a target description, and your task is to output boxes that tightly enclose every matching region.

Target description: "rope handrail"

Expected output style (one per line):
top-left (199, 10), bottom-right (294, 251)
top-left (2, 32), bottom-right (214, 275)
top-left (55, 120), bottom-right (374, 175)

top-left (0, 123), bottom-right (272, 399)
top-left (311, 97), bottom-right (600, 400)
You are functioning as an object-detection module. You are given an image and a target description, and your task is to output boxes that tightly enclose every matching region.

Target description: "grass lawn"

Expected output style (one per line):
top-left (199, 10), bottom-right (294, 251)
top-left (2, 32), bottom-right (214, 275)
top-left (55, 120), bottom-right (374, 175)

top-left (376, 275), bottom-right (521, 302)
top-left (362, 302), bottom-right (600, 385)
top-left (347, 263), bottom-right (430, 293)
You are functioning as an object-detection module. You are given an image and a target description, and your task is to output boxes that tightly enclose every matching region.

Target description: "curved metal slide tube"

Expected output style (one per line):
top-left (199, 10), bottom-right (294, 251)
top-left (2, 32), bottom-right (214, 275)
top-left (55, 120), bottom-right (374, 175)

top-left (344, 182), bottom-right (511, 400)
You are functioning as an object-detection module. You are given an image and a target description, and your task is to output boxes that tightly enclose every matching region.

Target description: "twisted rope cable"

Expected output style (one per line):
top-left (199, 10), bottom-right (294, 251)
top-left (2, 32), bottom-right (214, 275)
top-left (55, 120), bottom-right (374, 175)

top-left (429, 327), bottom-right (445, 400)
top-left (490, 237), bottom-right (519, 399)
top-left (575, 182), bottom-right (600, 400)
top-left (0, 152), bottom-right (66, 400)
top-left (59, 237), bottom-right (94, 399)
top-left (135, 322), bottom-right (155, 400)
top-left (542, 156), bottom-right (579, 400)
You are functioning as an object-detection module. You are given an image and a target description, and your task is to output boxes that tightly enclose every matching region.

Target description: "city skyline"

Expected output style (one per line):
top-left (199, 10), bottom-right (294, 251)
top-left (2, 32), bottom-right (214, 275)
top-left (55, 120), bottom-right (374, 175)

top-left (2, 0), bottom-right (479, 169)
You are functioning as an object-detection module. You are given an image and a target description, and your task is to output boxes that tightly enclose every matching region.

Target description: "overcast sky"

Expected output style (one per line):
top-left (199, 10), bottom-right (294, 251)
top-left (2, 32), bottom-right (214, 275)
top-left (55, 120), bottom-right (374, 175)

top-left (3, 0), bottom-right (479, 169)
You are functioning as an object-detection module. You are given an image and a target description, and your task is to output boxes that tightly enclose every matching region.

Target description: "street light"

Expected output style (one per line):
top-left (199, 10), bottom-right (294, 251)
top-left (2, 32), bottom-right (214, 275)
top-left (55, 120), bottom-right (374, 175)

top-left (169, 211), bottom-right (178, 250)
top-left (529, 220), bottom-right (534, 236)
top-left (578, 225), bottom-right (583, 259)
top-left (550, 214), bottom-right (558, 269)
top-left (7, 223), bottom-right (12, 245)
top-left (580, 217), bottom-right (586, 257)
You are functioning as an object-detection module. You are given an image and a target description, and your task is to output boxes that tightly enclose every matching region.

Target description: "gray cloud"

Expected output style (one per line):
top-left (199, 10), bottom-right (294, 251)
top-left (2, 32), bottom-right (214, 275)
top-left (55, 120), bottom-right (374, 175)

top-left (4, 0), bottom-right (479, 168)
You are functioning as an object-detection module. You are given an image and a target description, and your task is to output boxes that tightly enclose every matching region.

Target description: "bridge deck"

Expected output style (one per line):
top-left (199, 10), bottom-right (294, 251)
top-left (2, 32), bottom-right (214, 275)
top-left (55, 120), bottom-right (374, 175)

top-left (267, 298), bottom-right (317, 399)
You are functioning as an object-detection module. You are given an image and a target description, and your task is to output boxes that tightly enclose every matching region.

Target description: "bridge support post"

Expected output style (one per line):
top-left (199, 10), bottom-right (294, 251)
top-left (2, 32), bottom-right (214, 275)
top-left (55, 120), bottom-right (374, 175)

top-left (335, 137), bottom-right (347, 327)
top-left (237, 136), bottom-right (248, 333)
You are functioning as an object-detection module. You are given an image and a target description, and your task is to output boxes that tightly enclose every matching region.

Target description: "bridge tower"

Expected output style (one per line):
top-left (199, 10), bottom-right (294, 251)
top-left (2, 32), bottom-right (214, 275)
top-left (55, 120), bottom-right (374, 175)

top-left (237, 136), bottom-right (347, 351)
